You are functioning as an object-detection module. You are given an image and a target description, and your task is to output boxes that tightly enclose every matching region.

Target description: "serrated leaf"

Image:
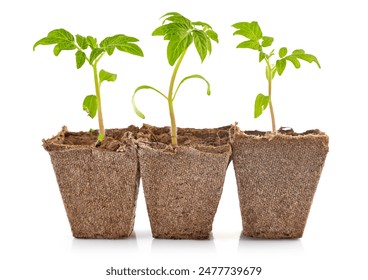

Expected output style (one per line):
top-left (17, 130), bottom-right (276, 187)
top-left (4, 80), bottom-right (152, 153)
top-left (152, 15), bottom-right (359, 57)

top-left (254, 93), bottom-right (269, 118)
top-left (53, 42), bottom-right (76, 56)
top-left (99, 69), bottom-right (117, 84)
top-left (167, 34), bottom-right (192, 66)
top-left (83, 95), bottom-right (98, 118)
top-left (262, 36), bottom-right (274, 47)
top-left (294, 53), bottom-right (321, 68)
top-left (236, 40), bottom-right (261, 50)
top-left (152, 22), bottom-right (189, 39)
top-left (100, 34), bottom-right (140, 53)
top-left (116, 43), bottom-right (144, 57)
top-left (173, 74), bottom-right (211, 100)
top-left (276, 58), bottom-right (287, 75)
top-left (48, 29), bottom-right (74, 41)
top-left (232, 21), bottom-right (263, 41)
top-left (33, 37), bottom-right (61, 50)
top-left (279, 47), bottom-right (288, 58)
top-left (89, 48), bottom-right (104, 64)
top-left (86, 36), bottom-right (98, 49)
top-left (206, 30), bottom-right (219, 43)
top-left (192, 21), bottom-right (212, 29)
top-left (193, 30), bottom-right (208, 62)
top-left (34, 28), bottom-right (75, 50)
top-left (161, 12), bottom-right (192, 28)
top-left (75, 50), bottom-right (86, 69)
top-left (286, 56), bottom-right (301, 68)
top-left (76, 35), bottom-right (88, 50)
top-left (282, 50), bottom-right (321, 70)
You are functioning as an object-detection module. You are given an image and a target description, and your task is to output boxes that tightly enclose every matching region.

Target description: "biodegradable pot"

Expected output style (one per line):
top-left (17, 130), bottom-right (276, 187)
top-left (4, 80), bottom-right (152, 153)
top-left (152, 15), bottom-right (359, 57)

top-left (43, 126), bottom-right (140, 239)
top-left (231, 126), bottom-right (329, 239)
top-left (137, 124), bottom-right (232, 239)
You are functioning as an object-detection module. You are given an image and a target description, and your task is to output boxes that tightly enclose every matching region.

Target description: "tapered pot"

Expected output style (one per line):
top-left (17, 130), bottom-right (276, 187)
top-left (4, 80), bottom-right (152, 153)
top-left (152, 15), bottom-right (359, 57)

top-left (43, 126), bottom-right (140, 239)
top-left (231, 126), bottom-right (329, 239)
top-left (138, 124), bottom-right (232, 239)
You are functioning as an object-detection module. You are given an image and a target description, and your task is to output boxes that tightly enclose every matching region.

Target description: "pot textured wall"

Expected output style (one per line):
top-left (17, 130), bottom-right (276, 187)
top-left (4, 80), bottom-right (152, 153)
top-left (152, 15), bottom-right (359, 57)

top-left (232, 128), bottom-right (329, 239)
top-left (138, 126), bottom-right (232, 239)
top-left (44, 127), bottom-right (140, 239)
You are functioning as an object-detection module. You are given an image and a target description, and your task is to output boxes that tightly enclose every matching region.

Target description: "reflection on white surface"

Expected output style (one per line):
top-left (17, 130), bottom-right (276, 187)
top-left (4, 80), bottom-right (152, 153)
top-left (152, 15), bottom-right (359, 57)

top-left (151, 234), bottom-right (216, 255)
top-left (71, 231), bottom-right (139, 256)
top-left (238, 234), bottom-right (305, 256)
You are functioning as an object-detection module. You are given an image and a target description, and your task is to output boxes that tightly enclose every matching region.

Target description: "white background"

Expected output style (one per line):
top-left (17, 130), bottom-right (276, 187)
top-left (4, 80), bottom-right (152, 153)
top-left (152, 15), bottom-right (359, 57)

top-left (1, 0), bottom-right (367, 279)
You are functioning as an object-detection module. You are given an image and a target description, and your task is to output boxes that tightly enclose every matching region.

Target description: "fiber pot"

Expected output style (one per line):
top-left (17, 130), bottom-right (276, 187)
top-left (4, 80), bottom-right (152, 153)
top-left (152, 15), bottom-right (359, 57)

top-left (231, 125), bottom-right (329, 239)
top-left (137, 124), bottom-right (232, 239)
top-left (43, 126), bottom-right (140, 239)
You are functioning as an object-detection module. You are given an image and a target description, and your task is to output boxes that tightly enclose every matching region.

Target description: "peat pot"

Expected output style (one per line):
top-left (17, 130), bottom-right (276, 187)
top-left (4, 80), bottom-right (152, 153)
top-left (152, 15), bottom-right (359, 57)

top-left (231, 125), bottom-right (329, 239)
top-left (43, 126), bottom-right (140, 239)
top-left (138, 124), bottom-right (232, 239)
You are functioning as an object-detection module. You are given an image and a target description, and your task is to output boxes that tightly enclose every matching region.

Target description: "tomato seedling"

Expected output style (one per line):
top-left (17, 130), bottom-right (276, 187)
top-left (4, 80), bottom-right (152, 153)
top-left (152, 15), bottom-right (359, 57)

top-left (34, 28), bottom-right (143, 141)
top-left (232, 21), bottom-right (320, 133)
top-left (132, 12), bottom-right (218, 145)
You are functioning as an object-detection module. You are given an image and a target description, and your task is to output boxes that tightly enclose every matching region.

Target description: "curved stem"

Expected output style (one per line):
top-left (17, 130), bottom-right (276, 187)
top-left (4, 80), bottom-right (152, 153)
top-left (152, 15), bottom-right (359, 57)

top-left (265, 57), bottom-right (276, 133)
top-left (93, 62), bottom-right (105, 140)
top-left (168, 49), bottom-right (187, 145)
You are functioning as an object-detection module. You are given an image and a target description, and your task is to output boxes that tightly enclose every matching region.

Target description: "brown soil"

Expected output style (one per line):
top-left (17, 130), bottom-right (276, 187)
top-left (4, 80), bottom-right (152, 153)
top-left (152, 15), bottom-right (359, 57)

top-left (43, 125), bottom-right (139, 152)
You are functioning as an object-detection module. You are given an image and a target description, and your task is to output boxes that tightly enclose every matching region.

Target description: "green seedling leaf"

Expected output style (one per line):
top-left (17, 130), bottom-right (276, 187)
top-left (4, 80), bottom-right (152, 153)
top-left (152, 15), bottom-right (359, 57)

top-left (116, 43), bottom-right (144, 57)
top-left (87, 36), bottom-right (98, 49)
top-left (154, 12), bottom-right (218, 66)
top-left (276, 49), bottom-right (321, 75)
top-left (89, 48), bottom-right (104, 64)
top-left (167, 34), bottom-right (193, 66)
top-left (193, 30), bottom-right (209, 62)
top-left (279, 47), bottom-right (288, 58)
top-left (237, 40), bottom-right (261, 50)
top-left (206, 30), bottom-right (219, 43)
top-left (100, 34), bottom-right (142, 56)
top-left (99, 69), bottom-right (117, 84)
top-left (254, 93), bottom-right (269, 118)
top-left (232, 21), bottom-right (263, 41)
top-left (53, 42), bottom-right (76, 56)
top-left (33, 28), bottom-right (75, 51)
top-left (76, 35), bottom-right (88, 50)
top-left (259, 51), bottom-right (266, 62)
top-left (83, 95), bottom-right (98, 118)
top-left (173, 74), bottom-right (211, 100)
top-left (276, 58), bottom-right (287, 75)
top-left (132, 85), bottom-right (167, 119)
top-left (75, 50), bottom-right (86, 69)
top-left (262, 36), bottom-right (274, 47)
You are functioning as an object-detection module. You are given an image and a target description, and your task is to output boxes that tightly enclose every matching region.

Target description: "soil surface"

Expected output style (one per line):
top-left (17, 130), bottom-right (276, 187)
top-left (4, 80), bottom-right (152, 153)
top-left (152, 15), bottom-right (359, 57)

top-left (138, 124), bottom-right (231, 147)
top-left (43, 126), bottom-right (139, 152)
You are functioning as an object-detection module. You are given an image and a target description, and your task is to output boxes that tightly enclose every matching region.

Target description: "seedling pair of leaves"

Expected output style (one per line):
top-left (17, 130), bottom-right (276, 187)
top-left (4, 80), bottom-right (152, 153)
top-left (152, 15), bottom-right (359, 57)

top-left (232, 21), bottom-right (321, 133)
top-left (132, 12), bottom-right (219, 146)
top-left (33, 29), bottom-right (143, 141)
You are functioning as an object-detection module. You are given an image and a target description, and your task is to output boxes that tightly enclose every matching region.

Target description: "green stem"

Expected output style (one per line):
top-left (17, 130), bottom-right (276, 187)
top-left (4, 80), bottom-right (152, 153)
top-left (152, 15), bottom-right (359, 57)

top-left (168, 49), bottom-right (187, 146)
top-left (265, 57), bottom-right (276, 133)
top-left (93, 62), bottom-right (104, 140)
